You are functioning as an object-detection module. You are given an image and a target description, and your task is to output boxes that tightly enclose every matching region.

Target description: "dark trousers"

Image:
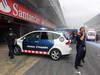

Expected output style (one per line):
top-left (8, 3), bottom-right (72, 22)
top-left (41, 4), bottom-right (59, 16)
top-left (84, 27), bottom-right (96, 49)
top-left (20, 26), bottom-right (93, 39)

top-left (82, 47), bottom-right (86, 61)
top-left (75, 46), bottom-right (84, 67)
top-left (8, 44), bottom-right (15, 58)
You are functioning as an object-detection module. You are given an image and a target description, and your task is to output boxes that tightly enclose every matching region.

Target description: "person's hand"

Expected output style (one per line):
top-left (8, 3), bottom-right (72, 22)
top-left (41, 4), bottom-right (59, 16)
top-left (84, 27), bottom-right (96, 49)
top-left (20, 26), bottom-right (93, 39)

top-left (82, 31), bottom-right (84, 35)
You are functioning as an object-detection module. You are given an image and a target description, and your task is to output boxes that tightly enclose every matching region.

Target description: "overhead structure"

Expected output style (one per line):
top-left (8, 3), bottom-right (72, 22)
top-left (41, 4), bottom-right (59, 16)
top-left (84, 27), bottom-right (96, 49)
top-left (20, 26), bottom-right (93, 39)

top-left (84, 14), bottom-right (100, 30)
top-left (0, 0), bottom-right (66, 43)
top-left (17, 0), bottom-right (66, 27)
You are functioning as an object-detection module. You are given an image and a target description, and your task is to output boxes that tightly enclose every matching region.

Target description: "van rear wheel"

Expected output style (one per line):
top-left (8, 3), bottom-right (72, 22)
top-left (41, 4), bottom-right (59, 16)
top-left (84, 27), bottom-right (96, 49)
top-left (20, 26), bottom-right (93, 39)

top-left (50, 49), bottom-right (61, 61)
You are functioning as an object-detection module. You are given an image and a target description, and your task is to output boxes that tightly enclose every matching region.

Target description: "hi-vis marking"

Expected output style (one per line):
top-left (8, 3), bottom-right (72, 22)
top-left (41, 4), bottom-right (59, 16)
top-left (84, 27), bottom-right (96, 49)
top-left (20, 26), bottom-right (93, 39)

top-left (21, 50), bottom-right (49, 55)
top-left (0, 0), bottom-right (11, 13)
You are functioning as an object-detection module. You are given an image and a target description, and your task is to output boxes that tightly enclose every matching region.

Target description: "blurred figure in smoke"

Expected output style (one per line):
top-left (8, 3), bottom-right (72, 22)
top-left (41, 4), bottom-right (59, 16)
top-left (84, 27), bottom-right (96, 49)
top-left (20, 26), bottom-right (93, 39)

top-left (6, 28), bottom-right (17, 59)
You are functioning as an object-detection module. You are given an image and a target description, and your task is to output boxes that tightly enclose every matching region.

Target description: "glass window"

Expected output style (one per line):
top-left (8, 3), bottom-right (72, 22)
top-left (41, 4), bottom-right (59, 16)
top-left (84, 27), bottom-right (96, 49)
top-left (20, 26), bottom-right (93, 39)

top-left (63, 32), bottom-right (69, 38)
top-left (25, 32), bottom-right (41, 40)
top-left (88, 32), bottom-right (96, 36)
top-left (52, 33), bottom-right (60, 39)
top-left (47, 32), bottom-right (53, 40)
top-left (41, 32), bottom-right (48, 40)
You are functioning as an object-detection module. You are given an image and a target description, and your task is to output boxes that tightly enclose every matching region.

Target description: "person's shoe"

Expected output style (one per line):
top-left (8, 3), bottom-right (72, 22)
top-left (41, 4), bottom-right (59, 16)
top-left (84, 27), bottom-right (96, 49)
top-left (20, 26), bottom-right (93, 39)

top-left (78, 64), bottom-right (83, 67)
top-left (75, 65), bottom-right (78, 69)
top-left (75, 70), bottom-right (81, 74)
top-left (10, 56), bottom-right (14, 59)
top-left (82, 59), bottom-right (85, 63)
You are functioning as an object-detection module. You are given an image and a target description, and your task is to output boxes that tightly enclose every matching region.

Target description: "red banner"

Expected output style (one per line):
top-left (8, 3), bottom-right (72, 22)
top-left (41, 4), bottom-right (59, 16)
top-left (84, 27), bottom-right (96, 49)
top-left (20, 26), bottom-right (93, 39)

top-left (0, 0), bottom-right (56, 28)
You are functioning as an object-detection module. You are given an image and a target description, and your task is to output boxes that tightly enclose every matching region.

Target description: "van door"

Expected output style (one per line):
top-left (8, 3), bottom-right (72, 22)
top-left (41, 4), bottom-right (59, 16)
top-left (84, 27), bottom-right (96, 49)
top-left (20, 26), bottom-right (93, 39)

top-left (23, 32), bottom-right (41, 51)
top-left (36, 32), bottom-right (54, 52)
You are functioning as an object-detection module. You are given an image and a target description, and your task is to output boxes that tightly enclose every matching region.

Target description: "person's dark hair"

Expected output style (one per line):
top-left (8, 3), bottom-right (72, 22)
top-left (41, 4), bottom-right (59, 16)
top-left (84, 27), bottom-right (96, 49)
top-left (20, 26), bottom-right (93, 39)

top-left (9, 28), bottom-right (12, 31)
top-left (8, 28), bottom-right (14, 33)
top-left (80, 27), bottom-right (84, 31)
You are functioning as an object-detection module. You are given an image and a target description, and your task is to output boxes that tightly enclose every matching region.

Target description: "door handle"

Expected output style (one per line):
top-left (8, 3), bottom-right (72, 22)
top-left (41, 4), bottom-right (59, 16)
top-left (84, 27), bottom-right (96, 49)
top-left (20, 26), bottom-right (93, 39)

top-left (34, 41), bottom-right (39, 43)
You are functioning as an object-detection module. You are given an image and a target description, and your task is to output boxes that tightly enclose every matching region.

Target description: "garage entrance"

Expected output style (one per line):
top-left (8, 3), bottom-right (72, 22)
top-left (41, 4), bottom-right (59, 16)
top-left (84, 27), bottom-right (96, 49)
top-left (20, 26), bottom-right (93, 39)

top-left (0, 22), bottom-right (20, 43)
top-left (0, 14), bottom-right (37, 43)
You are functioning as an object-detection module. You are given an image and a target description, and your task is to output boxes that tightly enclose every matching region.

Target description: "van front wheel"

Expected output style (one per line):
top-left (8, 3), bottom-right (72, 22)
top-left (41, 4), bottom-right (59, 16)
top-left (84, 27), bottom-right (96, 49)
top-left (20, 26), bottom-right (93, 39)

top-left (14, 46), bottom-right (21, 55)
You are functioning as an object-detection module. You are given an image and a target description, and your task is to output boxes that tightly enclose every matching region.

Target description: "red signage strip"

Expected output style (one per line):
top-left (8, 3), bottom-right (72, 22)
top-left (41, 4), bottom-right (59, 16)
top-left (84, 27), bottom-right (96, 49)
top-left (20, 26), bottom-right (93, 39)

top-left (0, 0), bottom-right (56, 28)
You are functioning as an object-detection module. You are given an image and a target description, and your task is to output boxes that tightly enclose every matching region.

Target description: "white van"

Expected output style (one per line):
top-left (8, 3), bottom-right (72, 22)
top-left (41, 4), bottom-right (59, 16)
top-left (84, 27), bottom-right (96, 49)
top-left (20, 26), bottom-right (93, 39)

top-left (14, 31), bottom-right (72, 60)
top-left (86, 30), bottom-right (96, 41)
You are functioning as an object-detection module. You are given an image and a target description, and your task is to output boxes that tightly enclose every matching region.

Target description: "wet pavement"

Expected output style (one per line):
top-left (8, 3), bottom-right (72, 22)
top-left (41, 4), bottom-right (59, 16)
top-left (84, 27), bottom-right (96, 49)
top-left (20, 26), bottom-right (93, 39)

top-left (25, 43), bottom-right (100, 75)
top-left (0, 42), bottom-right (100, 75)
top-left (0, 44), bottom-right (41, 75)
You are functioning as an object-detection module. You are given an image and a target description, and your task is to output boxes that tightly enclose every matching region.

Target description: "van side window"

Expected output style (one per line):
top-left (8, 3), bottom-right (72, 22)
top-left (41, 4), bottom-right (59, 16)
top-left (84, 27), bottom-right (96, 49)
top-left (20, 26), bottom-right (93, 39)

top-left (47, 32), bottom-right (60, 40)
top-left (52, 33), bottom-right (60, 39)
top-left (25, 32), bottom-right (41, 40)
top-left (41, 32), bottom-right (48, 40)
top-left (47, 32), bottom-right (53, 40)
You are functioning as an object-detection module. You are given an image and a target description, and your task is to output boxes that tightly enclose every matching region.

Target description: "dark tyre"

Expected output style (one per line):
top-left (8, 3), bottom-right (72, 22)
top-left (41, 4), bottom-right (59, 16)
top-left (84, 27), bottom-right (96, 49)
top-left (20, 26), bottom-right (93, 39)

top-left (50, 49), bottom-right (61, 61)
top-left (14, 45), bottom-right (21, 55)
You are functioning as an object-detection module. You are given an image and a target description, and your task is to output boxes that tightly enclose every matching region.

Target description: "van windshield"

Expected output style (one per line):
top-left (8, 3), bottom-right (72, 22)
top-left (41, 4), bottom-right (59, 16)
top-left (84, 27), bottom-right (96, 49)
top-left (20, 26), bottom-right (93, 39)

top-left (63, 32), bottom-right (70, 40)
top-left (88, 32), bottom-right (96, 36)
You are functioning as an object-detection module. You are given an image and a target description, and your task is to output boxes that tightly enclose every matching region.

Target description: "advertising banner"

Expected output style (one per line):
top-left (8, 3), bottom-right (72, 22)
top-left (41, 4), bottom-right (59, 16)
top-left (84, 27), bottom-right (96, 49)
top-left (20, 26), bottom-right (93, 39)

top-left (0, 0), bottom-right (56, 28)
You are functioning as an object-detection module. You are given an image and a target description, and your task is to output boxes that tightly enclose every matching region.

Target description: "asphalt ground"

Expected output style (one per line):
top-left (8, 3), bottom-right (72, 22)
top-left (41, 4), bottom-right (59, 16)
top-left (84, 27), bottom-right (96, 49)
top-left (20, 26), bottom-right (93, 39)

top-left (0, 44), bottom-right (41, 75)
top-left (0, 42), bottom-right (100, 75)
top-left (25, 42), bottom-right (100, 75)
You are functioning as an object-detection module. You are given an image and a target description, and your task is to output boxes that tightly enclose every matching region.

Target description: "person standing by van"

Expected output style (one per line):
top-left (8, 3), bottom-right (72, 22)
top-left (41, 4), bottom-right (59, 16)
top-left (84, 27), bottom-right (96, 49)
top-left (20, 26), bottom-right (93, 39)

top-left (75, 27), bottom-right (86, 70)
top-left (6, 28), bottom-right (17, 59)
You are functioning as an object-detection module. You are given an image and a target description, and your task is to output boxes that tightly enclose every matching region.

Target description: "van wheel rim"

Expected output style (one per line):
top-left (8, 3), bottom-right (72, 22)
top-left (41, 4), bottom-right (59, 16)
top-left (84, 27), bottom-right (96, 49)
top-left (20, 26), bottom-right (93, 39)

top-left (51, 50), bottom-right (60, 60)
top-left (14, 47), bottom-right (19, 53)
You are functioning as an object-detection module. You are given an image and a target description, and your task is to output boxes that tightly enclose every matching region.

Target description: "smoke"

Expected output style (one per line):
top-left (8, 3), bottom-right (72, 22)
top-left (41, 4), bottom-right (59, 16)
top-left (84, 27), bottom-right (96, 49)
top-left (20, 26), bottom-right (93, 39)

top-left (59, 0), bottom-right (100, 27)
